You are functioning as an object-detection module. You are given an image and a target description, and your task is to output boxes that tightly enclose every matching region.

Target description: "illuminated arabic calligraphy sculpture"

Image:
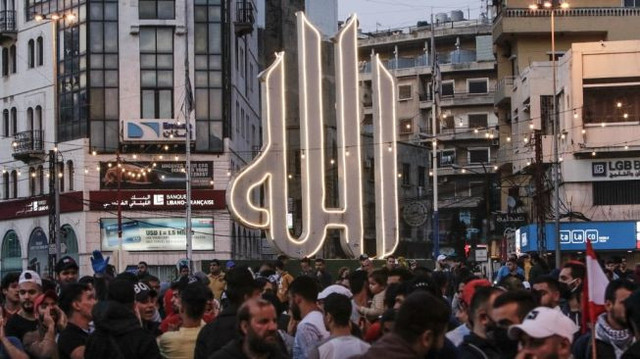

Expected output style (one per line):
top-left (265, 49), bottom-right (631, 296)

top-left (227, 13), bottom-right (398, 259)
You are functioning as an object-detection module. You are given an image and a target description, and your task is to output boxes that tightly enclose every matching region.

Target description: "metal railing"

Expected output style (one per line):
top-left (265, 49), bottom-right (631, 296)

top-left (235, 1), bottom-right (254, 24)
top-left (0, 10), bottom-right (16, 33)
top-left (13, 130), bottom-right (44, 154)
top-left (498, 7), bottom-right (640, 20)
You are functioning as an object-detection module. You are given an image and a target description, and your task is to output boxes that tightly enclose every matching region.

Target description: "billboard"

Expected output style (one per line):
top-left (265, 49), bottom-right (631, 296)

top-left (123, 119), bottom-right (190, 143)
top-left (100, 218), bottom-right (214, 251)
top-left (99, 161), bottom-right (213, 189)
top-left (516, 221), bottom-right (639, 252)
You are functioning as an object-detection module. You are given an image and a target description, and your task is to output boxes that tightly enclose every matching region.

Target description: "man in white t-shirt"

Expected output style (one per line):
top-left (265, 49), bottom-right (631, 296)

top-left (308, 293), bottom-right (369, 359)
top-left (290, 276), bottom-right (329, 359)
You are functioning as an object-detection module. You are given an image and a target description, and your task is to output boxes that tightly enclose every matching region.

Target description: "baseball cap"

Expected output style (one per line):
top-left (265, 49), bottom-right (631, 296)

top-left (19, 270), bottom-right (43, 287)
top-left (508, 306), bottom-right (579, 343)
top-left (34, 290), bottom-right (58, 311)
top-left (318, 285), bottom-right (353, 300)
top-left (226, 260), bottom-right (236, 269)
top-left (55, 256), bottom-right (79, 274)
top-left (437, 254), bottom-right (447, 262)
top-left (461, 279), bottom-right (491, 306)
top-left (134, 281), bottom-right (157, 302)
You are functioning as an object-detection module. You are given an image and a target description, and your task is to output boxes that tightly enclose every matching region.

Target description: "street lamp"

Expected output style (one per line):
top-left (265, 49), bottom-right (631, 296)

top-left (35, 12), bottom-right (76, 276)
top-left (529, 0), bottom-right (567, 269)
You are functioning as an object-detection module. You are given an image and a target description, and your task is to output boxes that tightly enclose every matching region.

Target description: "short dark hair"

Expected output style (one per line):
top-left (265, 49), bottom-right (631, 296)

top-left (314, 258), bottom-right (325, 264)
top-left (605, 279), bottom-right (637, 303)
top-left (468, 286), bottom-right (503, 325)
top-left (532, 275), bottom-right (560, 293)
top-left (288, 276), bottom-right (319, 302)
top-left (349, 270), bottom-right (368, 294)
top-left (387, 268), bottom-right (413, 283)
top-left (78, 276), bottom-right (95, 286)
top-left (368, 270), bottom-right (388, 287)
top-left (275, 260), bottom-right (285, 270)
top-left (210, 259), bottom-right (220, 266)
top-left (180, 283), bottom-right (208, 320)
top-left (144, 275), bottom-right (160, 283)
top-left (1, 273), bottom-right (19, 291)
top-left (59, 283), bottom-right (91, 316)
top-left (323, 293), bottom-right (352, 327)
top-left (394, 291), bottom-right (450, 344)
top-left (300, 257), bottom-right (311, 265)
top-left (138, 261), bottom-right (148, 267)
top-left (493, 290), bottom-right (537, 322)
top-left (386, 255), bottom-right (396, 260)
top-left (384, 283), bottom-right (401, 309)
top-left (563, 261), bottom-right (586, 280)
top-left (225, 266), bottom-right (258, 305)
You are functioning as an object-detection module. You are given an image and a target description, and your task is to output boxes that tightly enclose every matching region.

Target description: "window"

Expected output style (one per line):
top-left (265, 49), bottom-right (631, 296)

top-left (10, 170), bottom-right (17, 199)
top-left (27, 108), bottom-right (33, 131)
top-left (241, 108), bottom-right (245, 138)
top-left (417, 166), bottom-right (426, 188)
top-left (139, 0), bottom-right (174, 19)
top-left (235, 102), bottom-right (240, 134)
top-left (625, 0), bottom-right (640, 7)
top-left (400, 119), bottom-right (412, 134)
top-left (540, 95), bottom-right (553, 134)
top-left (441, 80), bottom-right (454, 97)
top-left (402, 163), bottom-right (411, 186)
top-left (58, 162), bottom-right (64, 193)
top-left (583, 83), bottom-right (640, 124)
top-left (2, 48), bottom-right (8, 76)
top-left (28, 40), bottom-right (35, 68)
top-left (37, 37), bottom-right (43, 66)
top-left (2, 172), bottom-right (8, 199)
top-left (10, 107), bottom-right (16, 135)
top-left (439, 149), bottom-right (456, 166)
top-left (35, 106), bottom-right (42, 131)
top-left (249, 63), bottom-right (254, 92)
top-left (593, 181), bottom-right (640, 205)
top-left (468, 147), bottom-right (490, 164)
top-left (398, 84), bottom-right (412, 100)
top-left (140, 27), bottom-right (174, 119)
top-left (29, 168), bottom-right (36, 197)
top-left (2, 110), bottom-right (8, 136)
top-left (37, 166), bottom-right (44, 195)
top-left (468, 114), bottom-right (488, 128)
top-left (9, 45), bottom-right (15, 73)
top-left (67, 161), bottom-right (74, 191)
top-left (468, 78), bottom-right (488, 94)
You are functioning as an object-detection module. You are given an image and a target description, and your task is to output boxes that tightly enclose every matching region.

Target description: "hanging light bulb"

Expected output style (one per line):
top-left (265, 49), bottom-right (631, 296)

top-left (524, 137), bottom-right (529, 144)
top-left (345, 150), bottom-right (350, 156)
top-left (474, 129), bottom-right (479, 134)
top-left (159, 155), bottom-right (164, 160)
top-left (288, 174), bottom-right (293, 179)
top-left (84, 168), bottom-right (89, 174)
top-left (429, 171), bottom-right (433, 176)
top-left (493, 166), bottom-right (498, 171)
top-left (592, 151), bottom-right (596, 156)
top-left (300, 150), bottom-right (305, 159)
top-left (625, 145), bottom-right (629, 150)
top-left (397, 173), bottom-right (402, 178)
top-left (92, 150), bottom-right (97, 156)
top-left (132, 154), bottom-right (137, 159)
top-left (581, 129), bottom-right (586, 134)
top-left (617, 102), bottom-right (622, 108)
top-left (529, 123), bottom-right (534, 129)
top-left (506, 137), bottom-right (511, 142)
top-left (330, 158), bottom-right (335, 165)
top-left (387, 144), bottom-right (393, 152)
top-left (623, 113), bottom-right (629, 119)
top-left (601, 122), bottom-right (606, 127)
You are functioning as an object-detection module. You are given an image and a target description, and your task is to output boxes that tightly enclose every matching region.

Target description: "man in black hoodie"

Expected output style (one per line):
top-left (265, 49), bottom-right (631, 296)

top-left (85, 278), bottom-right (161, 359)
top-left (458, 286), bottom-right (504, 359)
top-left (194, 266), bottom-right (260, 359)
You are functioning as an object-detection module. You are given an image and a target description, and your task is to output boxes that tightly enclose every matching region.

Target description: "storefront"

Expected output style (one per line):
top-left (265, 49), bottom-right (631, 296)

top-left (516, 221), bottom-right (640, 254)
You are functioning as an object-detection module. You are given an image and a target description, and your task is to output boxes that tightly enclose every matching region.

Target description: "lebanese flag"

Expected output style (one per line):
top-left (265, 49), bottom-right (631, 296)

top-left (581, 240), bottom-right (609, 333)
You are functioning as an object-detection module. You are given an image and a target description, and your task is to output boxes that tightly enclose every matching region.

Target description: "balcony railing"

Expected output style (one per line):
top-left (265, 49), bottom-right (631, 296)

top-left (494, 76), bottom-right (515, 105)
top-left (499, 7), bottom-right (640, 19)
top-left (234, 1), bottom-right (254, 36)
top-left (0, 10), bottom-right (15, 33)
top-left (13, 130), bottom-right (44, 160)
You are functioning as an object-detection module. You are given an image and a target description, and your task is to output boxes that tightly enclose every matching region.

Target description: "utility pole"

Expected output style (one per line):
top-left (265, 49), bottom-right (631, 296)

top-left (534, 130), bottom-right (546, 256)
top-left (47, 149), bottom-right (59, 277)
top-left (184, 0), bottom-right (193, 271)
top-left (116, 152), bottom-right (124, 272)
top-left (430, 14), bottom-right (440, 258)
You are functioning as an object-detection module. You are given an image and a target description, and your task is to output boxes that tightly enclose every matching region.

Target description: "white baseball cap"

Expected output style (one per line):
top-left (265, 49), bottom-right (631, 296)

top-left (508, 306), bottom-right (579, 343)
top-left (19, 270), bottom-right (42, 287)
top-left (437, 254), bottom-right (447, 262)
top-left (318, 285), bottom-right (353, 300)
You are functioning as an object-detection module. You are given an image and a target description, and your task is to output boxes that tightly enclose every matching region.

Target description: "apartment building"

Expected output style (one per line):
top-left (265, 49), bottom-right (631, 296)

top-left (0, 0), bottom-right (261, 279)
top-left (493, 0), bottom-right (640, 258)
top-left (358, 13), bottom-right (499, 258)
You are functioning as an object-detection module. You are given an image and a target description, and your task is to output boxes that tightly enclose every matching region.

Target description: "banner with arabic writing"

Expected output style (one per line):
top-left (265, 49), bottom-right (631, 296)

top-left (99, 217), bottom-right (215, 251)
top-left (99, 161), bottom-right (213, 189)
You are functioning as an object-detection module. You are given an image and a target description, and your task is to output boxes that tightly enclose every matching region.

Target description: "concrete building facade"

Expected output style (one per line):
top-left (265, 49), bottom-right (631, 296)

top-left (0, 0), bottom-right (261, 280)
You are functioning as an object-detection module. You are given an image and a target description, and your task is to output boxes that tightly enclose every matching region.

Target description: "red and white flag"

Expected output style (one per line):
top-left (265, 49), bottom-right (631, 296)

top-left (581, 240), bottom-right (609, 332)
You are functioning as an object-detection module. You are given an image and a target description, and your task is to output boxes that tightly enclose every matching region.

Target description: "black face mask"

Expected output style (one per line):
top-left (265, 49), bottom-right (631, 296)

top-left (558, 282), bottom-right (572, 300)
top-left (486, 323), bottom-right (519, 358)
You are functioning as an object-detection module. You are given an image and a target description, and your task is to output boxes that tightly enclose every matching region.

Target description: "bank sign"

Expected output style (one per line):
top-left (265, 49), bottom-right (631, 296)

top-left (516, 221), bottom-right (640, 252)
top-left (564, 158), bottom-right (640, 182)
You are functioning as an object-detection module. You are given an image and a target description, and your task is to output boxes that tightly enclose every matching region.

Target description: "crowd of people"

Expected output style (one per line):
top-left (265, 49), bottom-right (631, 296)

top-left (1, 250), bottom-right (640, 359)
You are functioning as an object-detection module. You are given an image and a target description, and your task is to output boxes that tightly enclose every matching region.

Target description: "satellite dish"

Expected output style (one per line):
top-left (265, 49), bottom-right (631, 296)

top-left (507, 196), bottom-right (517, 209)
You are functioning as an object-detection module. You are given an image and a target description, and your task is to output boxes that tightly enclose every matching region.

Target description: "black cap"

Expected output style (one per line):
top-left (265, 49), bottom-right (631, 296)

top-left (108, 278), bottom-right (135, 304)
top-left (134, 281), bottom-right (157, 302)
top-left (55, 256), bottom-right (79, 274)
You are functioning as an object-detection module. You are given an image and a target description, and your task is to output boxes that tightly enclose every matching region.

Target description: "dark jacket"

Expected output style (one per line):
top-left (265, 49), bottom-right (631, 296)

top-left (85, 300), bottom-right (161, 359)
top-left (458, 333), bottom-right (502, 359)
top-left (351, 333), bottom-right (423, 359)
top-left (209, 339), bottom-right (287, 359)
top-left (573, 331), bottom-right (617, 359)
top-left (622, 341), bottom-right (640, 359)
top-left (195, 304), bottom-right (239, 359)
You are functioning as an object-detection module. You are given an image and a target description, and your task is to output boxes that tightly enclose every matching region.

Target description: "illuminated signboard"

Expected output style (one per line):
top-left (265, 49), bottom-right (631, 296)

top-left (100, 218), bottom-right (214, 251)
top-left (89, 190), bottom-right (225, 211)
top-left (99, 161), bottom-right (213, 189)
top-left (227, 14), bottom-right (399, 259)
top-left (123, 119), bottom-right (190, 143)
top-left (517, 221), bottom-right (638, 251)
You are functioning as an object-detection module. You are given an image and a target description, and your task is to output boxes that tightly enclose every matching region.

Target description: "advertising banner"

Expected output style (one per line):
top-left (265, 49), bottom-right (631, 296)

top-left (563, 157), bottom-right (640, 182)
top-left (100, 217), bottom-right (214, 251)
top-left (89, 190), bottom-right (225, 211)
top-left (99, 161), bottom-right (213, 189)
top-left (516, 221), bottom-right (639, 252)
top-left (123, 119), bottom-right (190, 143)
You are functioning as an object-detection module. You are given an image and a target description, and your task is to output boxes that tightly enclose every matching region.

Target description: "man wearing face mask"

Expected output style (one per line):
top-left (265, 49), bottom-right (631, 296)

top-left (488, 290), bottom-right (538, 359)
top-left (573, 279), bottom-right (637, 359)
top-left (458, 286), bottom-right (504, 359)
top-left (558, 261), bottom-right (586, 331)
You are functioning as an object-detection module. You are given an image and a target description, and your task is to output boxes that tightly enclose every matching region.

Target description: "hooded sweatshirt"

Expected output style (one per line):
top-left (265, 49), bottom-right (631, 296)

top-left (85, 300), bottom-right (161, 359)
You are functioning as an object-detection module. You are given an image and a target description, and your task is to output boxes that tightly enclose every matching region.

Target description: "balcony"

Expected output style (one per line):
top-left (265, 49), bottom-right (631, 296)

top-left (0, 11), bottom-right (16, 45)
top-left (12, 130), bottom-right (45, 162)
top-left (234, 1), bottom-right (254, 36)
top-left (439, 91), bottom-right (495, 107)
top-left (493, 7), bottom-right (640, 43)
top-left (494, 76), bottom-right (514, 106)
